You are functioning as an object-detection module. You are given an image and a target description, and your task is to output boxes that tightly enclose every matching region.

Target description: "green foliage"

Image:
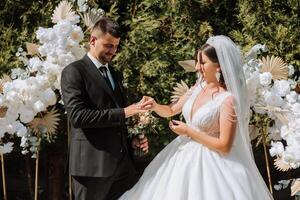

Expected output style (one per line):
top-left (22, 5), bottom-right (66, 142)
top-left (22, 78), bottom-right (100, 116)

top-left (0, 0), bottom-right (61, 74)
top-left (230, 0), bottom-right (300, 69)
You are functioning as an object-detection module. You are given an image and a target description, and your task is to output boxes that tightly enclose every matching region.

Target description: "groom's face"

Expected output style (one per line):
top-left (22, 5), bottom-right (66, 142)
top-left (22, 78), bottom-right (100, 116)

top-left (90, 32), bottom-right (120, 64)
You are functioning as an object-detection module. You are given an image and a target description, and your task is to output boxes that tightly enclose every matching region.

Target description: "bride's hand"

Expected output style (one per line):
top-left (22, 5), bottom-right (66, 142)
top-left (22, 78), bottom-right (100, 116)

top-left (169, 120), bottom-right (189, 136)
top-left (139, 96), bottom-right (157, 110)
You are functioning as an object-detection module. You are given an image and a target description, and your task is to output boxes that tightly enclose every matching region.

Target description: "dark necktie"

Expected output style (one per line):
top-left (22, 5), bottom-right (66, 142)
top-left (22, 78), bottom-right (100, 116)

top-left (99, 66), bottom-right (113, 89)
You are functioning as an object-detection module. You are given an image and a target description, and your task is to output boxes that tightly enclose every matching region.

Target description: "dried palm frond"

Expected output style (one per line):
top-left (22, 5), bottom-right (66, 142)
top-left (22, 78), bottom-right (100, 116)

top-left (83, 8), bottom-right (105, 30)
top-left (171, 80), bottom-right (189, 102)
top-left (0, 74), bottom-right (12, 93)
top-left (26, 42), bottom-right (39, 55)
top-left (260, 55), bottom-right (288, 80)
top-left (0, 107), bottom-right (7, 118)
top-left (29, 108), bottom-right (60, 135)
top-left (249, 125), bottom-right (260, 141)
top-left (274, 157), bottom-right (292, 172)
top-left (291, 179), bottom-right (300, 196)
top-left (51, 1), bottom-right (77, 23)
top-left (254, 104), bottom-right (289, 125)
top-left (178, 60), bottom-right (196, 72)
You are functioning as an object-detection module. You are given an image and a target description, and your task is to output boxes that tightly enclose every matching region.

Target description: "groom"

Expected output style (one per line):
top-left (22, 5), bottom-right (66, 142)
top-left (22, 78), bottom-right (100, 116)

top-left (61, 17), bottom-right (149, 200)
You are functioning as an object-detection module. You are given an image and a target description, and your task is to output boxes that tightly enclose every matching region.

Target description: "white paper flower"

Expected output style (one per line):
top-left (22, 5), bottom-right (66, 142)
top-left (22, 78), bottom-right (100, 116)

top-left (292, 103), bottom-right (300, 115)
top-left (0, 142), bottom-right (14, 154)
top-left (264, 91), bottom-right (284, 107)
top-left (28, 57), bottom-right (43, 73)
top-left (36, 27), bottom-right (56, 44)
top-left (259, 72), bottom-right (272, 86)
top-left (33, 100), bottom-right (46, 113)
top-left (273, 80), bottom-right (291, 97)
top-left (16, 123), bottom-right (28, 137)
top-left (71, 25), bottom-right (84, 42)
top-left (19, 107), bottom-right (35, 123)
top-left (269, 141), bottom-right (284, 157)
top-left (41, 88), bottom-right (57, 106)
top-left (286, 91), bottom-right (298, 103)
top-left (288, 64), bottom-right (295, 77)
top-left (53, 20), bottom-right (72, 38)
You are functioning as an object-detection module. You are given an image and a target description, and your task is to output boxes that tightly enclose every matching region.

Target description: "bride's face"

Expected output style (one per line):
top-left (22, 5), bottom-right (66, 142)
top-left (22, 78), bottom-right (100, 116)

top-left (196, 51), bottom-right (219, 82)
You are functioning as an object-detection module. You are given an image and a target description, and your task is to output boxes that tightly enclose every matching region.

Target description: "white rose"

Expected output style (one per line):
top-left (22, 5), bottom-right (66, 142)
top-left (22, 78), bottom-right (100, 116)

top-left (259, 72), bottom-right (272, 86)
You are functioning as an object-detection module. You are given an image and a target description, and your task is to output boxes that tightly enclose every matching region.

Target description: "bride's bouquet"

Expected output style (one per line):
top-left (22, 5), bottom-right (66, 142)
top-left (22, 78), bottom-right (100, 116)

top-left (127, 111), bottom-right (158, 156)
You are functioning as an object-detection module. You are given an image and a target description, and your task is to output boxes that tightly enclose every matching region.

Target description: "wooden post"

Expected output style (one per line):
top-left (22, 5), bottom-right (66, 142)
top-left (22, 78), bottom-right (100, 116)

top-left (1, 154), bottom-right (7, 200)
top-left (262, 119), bottom-right (273, 194)
top-left (34, 148), bottom-right (40, 200)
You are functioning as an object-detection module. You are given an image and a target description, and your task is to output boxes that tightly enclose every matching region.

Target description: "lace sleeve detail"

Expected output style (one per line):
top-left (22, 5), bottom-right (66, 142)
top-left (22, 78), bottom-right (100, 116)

top-left (220, 95), bottom-right (237, 122)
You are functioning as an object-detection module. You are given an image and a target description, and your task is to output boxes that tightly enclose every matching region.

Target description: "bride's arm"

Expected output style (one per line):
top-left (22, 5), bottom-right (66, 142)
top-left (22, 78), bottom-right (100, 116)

top-left (170, 96), bottom-right (237, 155)
top-left (151, 92), bottom-right (189, 118)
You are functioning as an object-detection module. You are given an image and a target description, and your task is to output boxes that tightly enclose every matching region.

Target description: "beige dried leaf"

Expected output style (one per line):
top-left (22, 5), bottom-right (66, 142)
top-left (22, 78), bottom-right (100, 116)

top-left (260, 55), bottom-right (289, 80)
top-left (274, 157), bottom-right (292, 172)
top-left (171, 80), bottom-right (189, 102)
top-left (83, 8), bottom-right (105, 30)
top-left (26, 42), bottom-right (39, 55)
top-left (0, 107), bottom-right (7, 118)
top-left (249, 125), bottom-right (260, 141)
top-left (29, 108), bottom-right (60, 135)
top-left (0, 74), bottom-right (12, 93)
top-left (291, 179), bottom-right (300, 196)
top-left (178, 60), bottom-right (196, 72)
top-left (51, 1), bottom-right (77, 23)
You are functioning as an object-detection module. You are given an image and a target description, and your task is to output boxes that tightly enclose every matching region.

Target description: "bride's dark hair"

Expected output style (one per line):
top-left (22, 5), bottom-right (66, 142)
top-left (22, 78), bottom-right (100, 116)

top-left (198, 44), bottom-right (226, 88)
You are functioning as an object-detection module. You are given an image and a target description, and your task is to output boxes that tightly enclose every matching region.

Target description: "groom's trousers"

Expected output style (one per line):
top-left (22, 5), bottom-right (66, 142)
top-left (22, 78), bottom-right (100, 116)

top-left (72, 153), bottom-right (137, 200)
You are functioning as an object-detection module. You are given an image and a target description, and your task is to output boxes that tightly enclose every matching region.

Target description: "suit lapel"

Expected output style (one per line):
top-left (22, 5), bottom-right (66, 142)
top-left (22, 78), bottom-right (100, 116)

top-left (82, 55), bottom-right (121, 108)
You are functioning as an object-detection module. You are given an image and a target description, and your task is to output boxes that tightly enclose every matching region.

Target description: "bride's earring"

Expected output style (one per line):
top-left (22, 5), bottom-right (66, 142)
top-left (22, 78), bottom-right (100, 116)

top-left (215, 71), bottom-right (220, 82)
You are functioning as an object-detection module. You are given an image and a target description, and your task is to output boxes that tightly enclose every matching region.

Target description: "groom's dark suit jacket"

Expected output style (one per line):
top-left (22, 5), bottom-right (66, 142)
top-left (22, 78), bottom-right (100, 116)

top-left (61, 55), bottom-right (130, 177)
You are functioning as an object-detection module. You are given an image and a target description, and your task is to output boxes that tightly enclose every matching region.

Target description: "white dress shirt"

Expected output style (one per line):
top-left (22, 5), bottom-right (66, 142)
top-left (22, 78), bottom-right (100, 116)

top-left (87, 53), bottom-right (115, 89)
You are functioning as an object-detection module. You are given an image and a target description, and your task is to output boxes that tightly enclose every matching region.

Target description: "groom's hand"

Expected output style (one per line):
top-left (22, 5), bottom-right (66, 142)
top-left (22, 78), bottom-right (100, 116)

top-left (132, 137), bottom-right (149, 153)
top-left (124, 103), bottom-right (148, 118)
top-left (139, 96), bottom-right (156, 110)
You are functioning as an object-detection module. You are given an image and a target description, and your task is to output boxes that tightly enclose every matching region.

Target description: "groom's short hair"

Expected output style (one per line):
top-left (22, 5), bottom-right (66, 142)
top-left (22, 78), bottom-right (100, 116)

top-left (92, 17), bottom-right (121, 38)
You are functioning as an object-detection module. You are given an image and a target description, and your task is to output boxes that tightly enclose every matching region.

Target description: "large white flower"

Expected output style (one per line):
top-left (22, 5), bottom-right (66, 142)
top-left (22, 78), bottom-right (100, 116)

top-left (273, 80), bottom-right (291, 97)
top-left (269, 141), bottom-right (284, 157)
top-left (264, 90), bottom-right (284, 107)
top-left (53, 20), bottom-right (72, 39)
top-left (292, 103), bottom-right (300, 115)
top-left (36, 27), bottom-right (56, 44)
top-left (259, 72), bottom-right (272, 86)
top-left (28, 57), bottom-right (43, 73)
top-left (16, 122), bottom-right (28, 137)
top-left (41, 88), bottom-right (57, 106)
top-left (71, 25), bottom-right (84, 42)
top-left (19, 107), bottom-right (35, 123)
top-left (286, 91), bottom-right (298, 103)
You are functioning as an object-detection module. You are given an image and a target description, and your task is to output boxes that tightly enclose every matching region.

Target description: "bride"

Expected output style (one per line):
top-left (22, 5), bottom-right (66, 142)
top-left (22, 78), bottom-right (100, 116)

top-left (119, 36), bottom-right (273, 200)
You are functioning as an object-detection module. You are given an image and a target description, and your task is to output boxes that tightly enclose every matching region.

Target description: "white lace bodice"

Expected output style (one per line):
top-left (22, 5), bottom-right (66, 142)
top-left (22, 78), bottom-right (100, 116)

top-left (182, 84), bottom-right (231, 136)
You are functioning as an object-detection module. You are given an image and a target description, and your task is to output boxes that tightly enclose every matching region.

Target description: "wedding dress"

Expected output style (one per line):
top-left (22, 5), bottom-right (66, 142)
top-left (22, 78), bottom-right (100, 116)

top-left (119, 83), bottom-right (273, 200)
